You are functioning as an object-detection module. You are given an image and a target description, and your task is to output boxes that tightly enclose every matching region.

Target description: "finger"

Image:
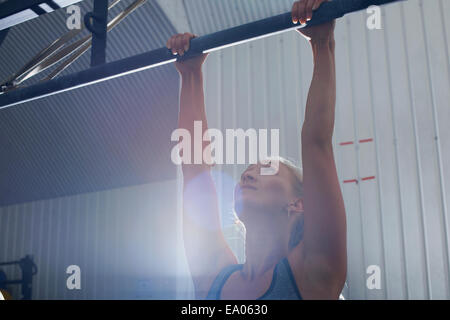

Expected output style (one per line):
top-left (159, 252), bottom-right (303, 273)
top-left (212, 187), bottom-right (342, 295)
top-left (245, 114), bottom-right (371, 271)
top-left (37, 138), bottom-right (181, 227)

top-left (298, 0), bottom-right (307, 24)
top-left (180, 34), bottom-right (190, 56)
top-left (183, 33), bottom-right (191, 52)
top-left (291, 1), bottom-right (299, 24)
top-left (169, 36), bottom-right (177, 54)
top-left (305, 0), bottom-right (314, 21)
top-left (175, 34), bottom-right (184, 56)
top-left (172, 34), bottom-right (179, 55)
top-left (175, 34), bottom-right (183, 56)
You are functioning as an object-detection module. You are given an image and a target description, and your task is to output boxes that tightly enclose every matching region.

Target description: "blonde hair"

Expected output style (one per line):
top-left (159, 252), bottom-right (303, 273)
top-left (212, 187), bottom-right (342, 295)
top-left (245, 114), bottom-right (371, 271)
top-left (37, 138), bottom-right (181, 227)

top-left (277, 157), bottom-right (304, 251)
top-left (278, 157), bottom-right (304, 198)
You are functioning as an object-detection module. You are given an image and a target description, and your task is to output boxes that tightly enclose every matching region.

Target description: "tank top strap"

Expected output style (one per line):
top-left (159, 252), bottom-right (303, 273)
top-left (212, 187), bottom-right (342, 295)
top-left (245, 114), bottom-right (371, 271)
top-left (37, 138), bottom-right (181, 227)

top-left (205, 263), bottom-right (243, 300)
top-left (280, 257), bottom-right (303, 300)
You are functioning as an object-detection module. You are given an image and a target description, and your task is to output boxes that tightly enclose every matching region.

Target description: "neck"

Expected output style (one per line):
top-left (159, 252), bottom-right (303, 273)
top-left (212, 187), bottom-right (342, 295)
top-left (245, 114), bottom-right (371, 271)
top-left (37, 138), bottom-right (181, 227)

top-left (241, 216), bottom-right (288, 280)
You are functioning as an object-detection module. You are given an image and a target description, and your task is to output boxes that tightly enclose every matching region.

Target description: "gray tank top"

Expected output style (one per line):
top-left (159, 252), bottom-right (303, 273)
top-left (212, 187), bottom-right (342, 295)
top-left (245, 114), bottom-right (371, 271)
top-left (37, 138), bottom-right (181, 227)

top-left (205, 257), bottom-right (303, 300)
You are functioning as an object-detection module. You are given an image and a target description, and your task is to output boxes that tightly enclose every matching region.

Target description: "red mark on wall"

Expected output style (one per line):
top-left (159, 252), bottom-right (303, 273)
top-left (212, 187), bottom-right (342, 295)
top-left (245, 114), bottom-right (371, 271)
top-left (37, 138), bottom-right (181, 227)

top-left (343, 176), bottom-right (376, 184)
top-left (339, 138), bottom-right (375, 184)
top-left (339, 138), bottom-right (374, 146)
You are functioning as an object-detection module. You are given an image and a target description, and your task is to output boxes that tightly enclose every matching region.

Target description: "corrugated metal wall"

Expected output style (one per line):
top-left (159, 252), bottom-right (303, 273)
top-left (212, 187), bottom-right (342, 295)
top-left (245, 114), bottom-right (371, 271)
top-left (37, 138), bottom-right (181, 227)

top-left (1, 0), bottom-right (449, 300)
top-left (191, 0), bottom-right (450, 299)
top-left (0, 180), bottom-right (184, 299)
top-left (0, 174), bottom-right (245, 300)
top-left (0, 0), bottom-right (181, 206)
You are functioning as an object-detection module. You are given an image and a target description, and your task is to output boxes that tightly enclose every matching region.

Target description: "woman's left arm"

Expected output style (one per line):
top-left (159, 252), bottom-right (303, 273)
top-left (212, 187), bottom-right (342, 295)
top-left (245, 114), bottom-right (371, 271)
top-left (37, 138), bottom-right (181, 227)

top-left (292, 0), bottom-right (347, 299)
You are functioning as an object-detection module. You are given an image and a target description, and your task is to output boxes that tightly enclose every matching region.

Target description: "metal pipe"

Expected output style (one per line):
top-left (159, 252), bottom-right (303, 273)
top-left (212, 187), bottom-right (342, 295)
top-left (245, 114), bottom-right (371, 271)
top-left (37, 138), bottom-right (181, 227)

top-left (0, 260), bottom-right (20, 266)
top-left (1, 279), bottom-right (23, 285)
top-left (89, 0), bottom-right (109, 66)
top-left (43, 0), bottom-right (145, 81)
top-left (0, 0), bottom-right (402, 110)
top-left (1, 0), bottom-right (122, 87)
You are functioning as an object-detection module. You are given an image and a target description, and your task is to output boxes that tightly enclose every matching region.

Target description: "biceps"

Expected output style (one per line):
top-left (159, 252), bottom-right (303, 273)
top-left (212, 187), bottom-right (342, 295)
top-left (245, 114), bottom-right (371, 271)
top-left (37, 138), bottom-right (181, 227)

top-left (183, 205), bottom-right (237, 298)
top-left (301, 143), bottom-right (346, 262)
top-left (182, 169), bottom-right (236, 278)
top-left (182, 168), bottom-right (222, 231)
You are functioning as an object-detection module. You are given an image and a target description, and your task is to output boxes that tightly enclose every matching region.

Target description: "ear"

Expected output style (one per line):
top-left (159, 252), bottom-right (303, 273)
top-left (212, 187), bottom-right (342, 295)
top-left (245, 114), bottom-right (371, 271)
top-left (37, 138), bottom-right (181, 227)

top-left (289, 198), bottom-right (303, 212)
top-left (288, 198), bottom-right (304, 215)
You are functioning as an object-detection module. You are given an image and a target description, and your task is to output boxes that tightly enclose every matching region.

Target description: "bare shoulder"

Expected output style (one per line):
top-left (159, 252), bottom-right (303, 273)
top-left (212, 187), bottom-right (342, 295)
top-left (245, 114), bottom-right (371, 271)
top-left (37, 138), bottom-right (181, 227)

top-left (194, 251), bottom-right (238, 300)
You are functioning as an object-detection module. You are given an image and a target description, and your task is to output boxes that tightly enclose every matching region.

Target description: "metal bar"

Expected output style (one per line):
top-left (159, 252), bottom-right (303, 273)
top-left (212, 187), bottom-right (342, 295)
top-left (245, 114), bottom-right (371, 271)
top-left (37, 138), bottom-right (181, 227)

top-left (0, 0), bottom-right (83, 31)
top-left (43, 41), bottom-right (92, 81)
top-left (0, 260), bottom-right (20, 266)
top-left (0, 0), bottom-right (402, 110)
top-left (89, 0), bottom-right (109, 66)
top-left (43, 0), bottom-right (145, 81)
top-left (2, 29), bottom-right (82, 87)
top-left (1, 0), bottom-right (122, 89)
top-left (0, 0), bottom-right (50, 19)
top-left (1, 279), bottom-right (23, 285)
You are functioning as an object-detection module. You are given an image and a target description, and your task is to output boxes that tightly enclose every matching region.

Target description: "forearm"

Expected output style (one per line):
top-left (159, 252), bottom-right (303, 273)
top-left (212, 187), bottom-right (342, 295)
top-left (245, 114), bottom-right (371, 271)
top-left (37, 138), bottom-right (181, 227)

top-left (300, 37), bottom-right (347, 286)
top-left (178, 69), bottom-right (211, 169)
top-left (302, 38), bottom-right (336, 145)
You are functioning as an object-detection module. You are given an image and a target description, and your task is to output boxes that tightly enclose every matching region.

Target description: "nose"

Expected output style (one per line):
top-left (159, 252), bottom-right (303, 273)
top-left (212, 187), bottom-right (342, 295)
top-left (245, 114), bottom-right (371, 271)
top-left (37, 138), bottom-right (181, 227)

top-left (241, 169), bottom-right (257, 184)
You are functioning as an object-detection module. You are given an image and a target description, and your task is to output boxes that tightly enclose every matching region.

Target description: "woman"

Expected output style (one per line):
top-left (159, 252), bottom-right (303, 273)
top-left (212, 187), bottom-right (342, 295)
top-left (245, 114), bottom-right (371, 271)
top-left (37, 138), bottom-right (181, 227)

top-left (167, 0), bottom-right (347, 300)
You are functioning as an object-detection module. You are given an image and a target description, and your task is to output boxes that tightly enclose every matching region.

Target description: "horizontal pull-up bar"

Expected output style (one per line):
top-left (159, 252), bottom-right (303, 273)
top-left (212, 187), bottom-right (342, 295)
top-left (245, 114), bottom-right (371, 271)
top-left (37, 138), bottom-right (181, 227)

top-left (0, 0), bottom-right (401, 110)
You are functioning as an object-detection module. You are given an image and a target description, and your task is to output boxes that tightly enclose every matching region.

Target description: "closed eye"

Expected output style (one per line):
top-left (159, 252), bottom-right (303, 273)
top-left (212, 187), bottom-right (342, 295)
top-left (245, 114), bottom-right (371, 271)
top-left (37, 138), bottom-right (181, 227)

top-left (243, 164), bottom-right (256, 174)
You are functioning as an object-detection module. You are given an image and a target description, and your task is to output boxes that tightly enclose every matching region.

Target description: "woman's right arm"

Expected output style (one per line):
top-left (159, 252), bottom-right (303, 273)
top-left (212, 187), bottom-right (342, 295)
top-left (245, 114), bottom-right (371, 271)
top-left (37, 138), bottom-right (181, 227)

top-left (168, 33), bottom-right (237, 299)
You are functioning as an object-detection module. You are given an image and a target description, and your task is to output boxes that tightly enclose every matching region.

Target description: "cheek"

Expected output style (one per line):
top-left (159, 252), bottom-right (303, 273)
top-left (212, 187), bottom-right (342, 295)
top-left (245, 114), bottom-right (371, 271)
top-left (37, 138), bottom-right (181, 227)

top-left (260, 179), bottom-right (290, 205)
top-left (265, 178), bottom-right (288, 196)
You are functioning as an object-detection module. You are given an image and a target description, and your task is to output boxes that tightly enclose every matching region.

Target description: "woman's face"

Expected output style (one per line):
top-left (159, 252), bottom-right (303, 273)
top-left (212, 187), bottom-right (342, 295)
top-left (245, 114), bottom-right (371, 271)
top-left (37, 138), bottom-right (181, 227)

top-left (234, 161), bottom-right (296, 221)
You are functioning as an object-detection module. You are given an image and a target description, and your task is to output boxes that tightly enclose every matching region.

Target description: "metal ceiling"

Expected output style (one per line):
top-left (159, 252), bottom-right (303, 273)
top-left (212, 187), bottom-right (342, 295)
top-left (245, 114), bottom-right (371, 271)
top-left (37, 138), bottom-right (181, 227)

top-left (0, 0), bottom-right (331, 206)
top-left (0, 0), bottom-right (180, 206)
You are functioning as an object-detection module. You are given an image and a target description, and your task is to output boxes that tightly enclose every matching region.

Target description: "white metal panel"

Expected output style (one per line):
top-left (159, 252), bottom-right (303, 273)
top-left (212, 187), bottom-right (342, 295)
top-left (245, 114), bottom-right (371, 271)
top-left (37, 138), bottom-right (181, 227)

top-left (367, 3), bottom-right (406, 299)
top-left (402, 0), bottom-right (449, 299)
top-left (0, 180), bottom-right (180, 299)
top-left (197, 0), bottom-right (450, 299)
